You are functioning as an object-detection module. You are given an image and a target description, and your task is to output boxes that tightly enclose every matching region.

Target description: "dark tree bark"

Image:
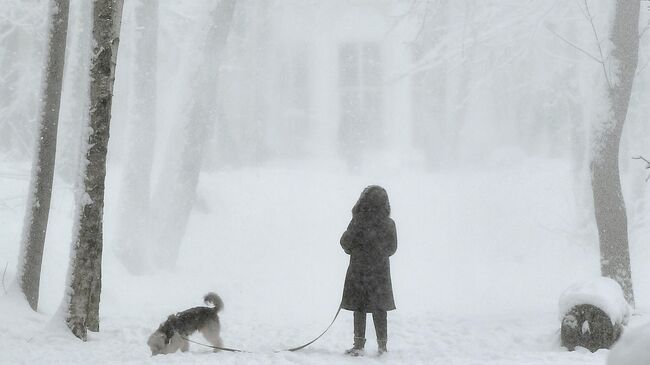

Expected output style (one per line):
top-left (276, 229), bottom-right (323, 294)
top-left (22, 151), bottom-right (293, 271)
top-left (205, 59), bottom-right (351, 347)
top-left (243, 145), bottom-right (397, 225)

top-left (590, 0), bottom-right (640, 307)
top-left (65, 0), bottom-right (123, 341)
top-left (18, 0), bottom-right (70, 311)
top-left (151, 0), bottom-right (236, 268)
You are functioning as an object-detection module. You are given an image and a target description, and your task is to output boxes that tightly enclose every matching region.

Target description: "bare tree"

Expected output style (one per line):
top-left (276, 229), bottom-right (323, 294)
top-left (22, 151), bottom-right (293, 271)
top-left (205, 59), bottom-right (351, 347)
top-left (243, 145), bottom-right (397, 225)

top-left (151, 0), bottom-right (236, 268)
top-left (17, 0), bottom-right (70, 311)
top-left (114, 0), bottom-right (158, 274)
top-left (65, 0), bottom-right (124, 341)
top-left (589, 0), bottom-right (640, 306)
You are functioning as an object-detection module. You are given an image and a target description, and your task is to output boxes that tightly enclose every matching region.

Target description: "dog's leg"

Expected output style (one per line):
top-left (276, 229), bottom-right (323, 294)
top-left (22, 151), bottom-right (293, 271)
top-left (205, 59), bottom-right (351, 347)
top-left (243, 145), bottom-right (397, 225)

top-left (180, 337), bottom-right (190, 352)
top-left (201, 320), bottom-right (223, 352)
top-left (166, 333), bottom-right (183, 354)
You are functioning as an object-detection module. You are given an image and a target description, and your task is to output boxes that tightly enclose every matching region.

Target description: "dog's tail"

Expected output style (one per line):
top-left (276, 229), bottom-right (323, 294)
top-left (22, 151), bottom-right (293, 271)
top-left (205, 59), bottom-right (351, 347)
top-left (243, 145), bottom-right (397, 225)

top-left (204, 292), bottom-right (223, 312)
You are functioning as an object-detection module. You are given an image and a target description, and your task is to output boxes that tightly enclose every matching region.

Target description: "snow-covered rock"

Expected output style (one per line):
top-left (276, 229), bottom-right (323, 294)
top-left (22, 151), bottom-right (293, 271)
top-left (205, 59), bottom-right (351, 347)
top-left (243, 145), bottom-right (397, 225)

top-left (559, 277), bottom-right (630, 326)
top-left (607, 323), bottom-right (650, 365)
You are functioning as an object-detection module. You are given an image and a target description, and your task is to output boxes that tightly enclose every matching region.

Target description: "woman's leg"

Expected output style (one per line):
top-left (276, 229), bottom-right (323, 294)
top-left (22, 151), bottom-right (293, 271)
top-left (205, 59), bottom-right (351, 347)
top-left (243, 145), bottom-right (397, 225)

top-left (346, 311), bottom-right (366, 355)
top-left (354, 311), bottom-right (367, 342)
top-left (372, 311), bottom-right (388, 353)
top-left (354, 312), bottom-right (366, 349)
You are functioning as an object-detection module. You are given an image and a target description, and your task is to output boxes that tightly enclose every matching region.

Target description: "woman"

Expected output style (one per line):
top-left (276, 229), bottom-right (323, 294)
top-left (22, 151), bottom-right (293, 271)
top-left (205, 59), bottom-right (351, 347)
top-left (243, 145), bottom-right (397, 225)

top-left (340, 185), bottom-right (397, 356)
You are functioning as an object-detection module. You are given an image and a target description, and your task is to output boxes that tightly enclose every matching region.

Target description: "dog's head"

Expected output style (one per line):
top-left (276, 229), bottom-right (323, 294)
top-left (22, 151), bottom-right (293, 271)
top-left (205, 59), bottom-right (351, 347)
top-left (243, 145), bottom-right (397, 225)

top-left (147, 330), bottom-right (170, 356)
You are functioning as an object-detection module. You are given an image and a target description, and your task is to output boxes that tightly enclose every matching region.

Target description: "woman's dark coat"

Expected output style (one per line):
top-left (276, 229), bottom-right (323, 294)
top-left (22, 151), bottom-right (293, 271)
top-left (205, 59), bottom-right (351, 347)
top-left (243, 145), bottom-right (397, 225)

top-left (340, 186), bottom-right (397, 312)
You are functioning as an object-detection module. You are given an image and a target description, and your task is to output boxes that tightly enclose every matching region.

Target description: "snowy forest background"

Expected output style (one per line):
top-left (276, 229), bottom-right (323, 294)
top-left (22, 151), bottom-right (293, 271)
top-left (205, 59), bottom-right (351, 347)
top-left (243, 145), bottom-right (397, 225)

top-left (1, 0), bottom-right (650, 364)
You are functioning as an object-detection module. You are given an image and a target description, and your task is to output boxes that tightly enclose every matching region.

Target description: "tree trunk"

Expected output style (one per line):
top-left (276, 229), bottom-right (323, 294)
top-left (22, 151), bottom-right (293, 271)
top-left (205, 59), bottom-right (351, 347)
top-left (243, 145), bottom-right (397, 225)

top-left (591, 0), bottom-right (640, 307)
top-left (18, 0), bottom-right (70, 311)
top-left (151, 0), bottom-right (236, 268)
top-left (65, 0), bottom-right (123, 341)
top-left (114, 0), bottom-right (158, 275)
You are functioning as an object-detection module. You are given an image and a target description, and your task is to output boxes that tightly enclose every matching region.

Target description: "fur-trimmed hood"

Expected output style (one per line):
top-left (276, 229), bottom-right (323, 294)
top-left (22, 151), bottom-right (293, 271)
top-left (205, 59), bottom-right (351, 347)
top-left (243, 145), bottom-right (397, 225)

top-left (352, 185), bottom-right (390, 219)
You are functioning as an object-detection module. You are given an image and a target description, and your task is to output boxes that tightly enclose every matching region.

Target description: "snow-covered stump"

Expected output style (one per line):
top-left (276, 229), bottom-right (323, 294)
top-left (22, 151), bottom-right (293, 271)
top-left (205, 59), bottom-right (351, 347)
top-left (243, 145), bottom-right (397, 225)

top-left (559, 277), bottom-right (630, 352)
top-left (561, 304), bottom-right (622, 352)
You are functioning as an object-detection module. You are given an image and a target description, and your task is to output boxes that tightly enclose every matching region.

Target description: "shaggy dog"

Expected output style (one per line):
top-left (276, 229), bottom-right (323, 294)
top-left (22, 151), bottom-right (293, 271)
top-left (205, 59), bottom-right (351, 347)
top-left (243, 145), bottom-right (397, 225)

top-left (147, 292), bottom-right (224, 355)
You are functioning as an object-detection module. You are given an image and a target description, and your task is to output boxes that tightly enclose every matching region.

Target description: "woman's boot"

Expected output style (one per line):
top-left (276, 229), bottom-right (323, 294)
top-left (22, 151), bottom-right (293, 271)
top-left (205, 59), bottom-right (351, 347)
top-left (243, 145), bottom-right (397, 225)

top-left (377, 339), bottom-right (387, 355)
top-left (373, 311), bottom-right (388, 355)
top-left (346, 312), bottom-right (366, 356)
top-left (345, 337), bottom-right (366, 356)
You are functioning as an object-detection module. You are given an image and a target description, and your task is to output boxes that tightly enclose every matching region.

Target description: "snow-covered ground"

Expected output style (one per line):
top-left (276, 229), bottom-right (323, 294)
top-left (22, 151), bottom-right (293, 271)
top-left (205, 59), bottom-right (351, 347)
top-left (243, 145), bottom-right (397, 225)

top-left (1, 159), bottom-right (650, 364)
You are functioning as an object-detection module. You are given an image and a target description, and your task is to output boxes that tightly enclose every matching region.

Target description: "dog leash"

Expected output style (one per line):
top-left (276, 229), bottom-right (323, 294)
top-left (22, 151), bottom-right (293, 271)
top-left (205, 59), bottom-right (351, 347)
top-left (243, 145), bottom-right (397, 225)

top-left (277, 305), bottom-right (342, 352)
top-left (180, 336), bottom-right (250, 353)
top-left (181, 304), bottom-right (342, 353)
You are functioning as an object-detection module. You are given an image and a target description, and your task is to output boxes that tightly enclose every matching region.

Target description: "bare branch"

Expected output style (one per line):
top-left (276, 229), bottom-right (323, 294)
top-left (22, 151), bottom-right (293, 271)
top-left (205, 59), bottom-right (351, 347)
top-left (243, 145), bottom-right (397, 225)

top-left (574, 0), bottom-right (589, 19)
top-left (633, 155), bottom-right (650, 166)
top-left (545, 24), bottom-right (603, 64)
top-left (2, 262), bottom-right (8, 295)
top-left (583, 0), bottom-right (613, 89)
top-left (385, 0), bottom-right (421, 37)
top-left (633, 156), bottom-right (650, 182)
top-left (413, 0), bottom-right (433, 44)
